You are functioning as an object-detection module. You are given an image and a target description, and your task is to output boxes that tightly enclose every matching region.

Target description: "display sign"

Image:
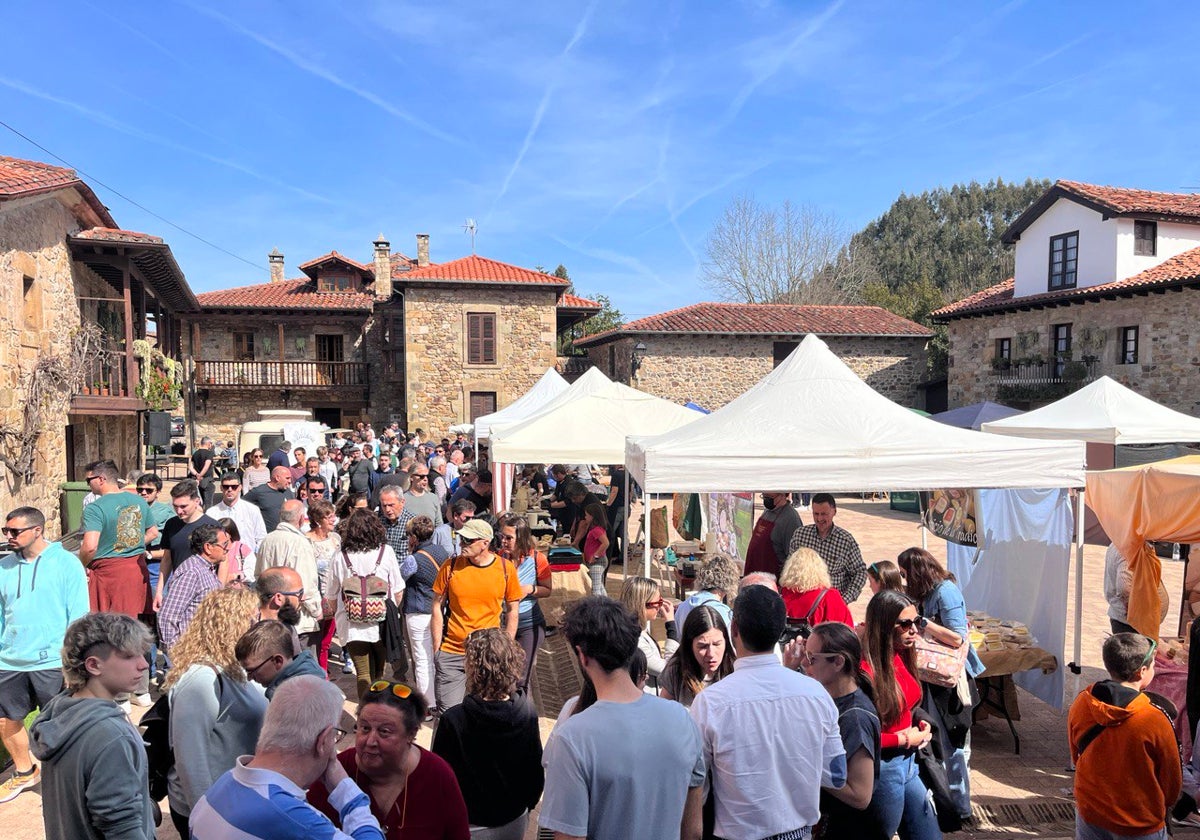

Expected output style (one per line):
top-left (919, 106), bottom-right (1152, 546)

top-left (707, 492), bottom-right (756, 561)
top-left (920, 489), bottom-right (980, 547)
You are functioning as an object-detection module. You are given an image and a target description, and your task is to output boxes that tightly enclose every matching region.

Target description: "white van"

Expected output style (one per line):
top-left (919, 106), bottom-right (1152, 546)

top-left (238, 409), bottom-right (327, 461)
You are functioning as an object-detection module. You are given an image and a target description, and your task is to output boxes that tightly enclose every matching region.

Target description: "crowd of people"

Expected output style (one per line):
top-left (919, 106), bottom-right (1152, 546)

top-left (0, 457), bottom-right (1193, 840)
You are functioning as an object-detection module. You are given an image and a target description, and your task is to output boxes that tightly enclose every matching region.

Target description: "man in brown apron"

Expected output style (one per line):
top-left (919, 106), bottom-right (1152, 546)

top-left (743, 492), bottom-right (801, 577)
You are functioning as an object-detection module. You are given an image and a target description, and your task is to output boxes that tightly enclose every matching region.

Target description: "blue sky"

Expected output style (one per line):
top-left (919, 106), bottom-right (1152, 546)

top-left (4, 1), bottom-right (1199, 318)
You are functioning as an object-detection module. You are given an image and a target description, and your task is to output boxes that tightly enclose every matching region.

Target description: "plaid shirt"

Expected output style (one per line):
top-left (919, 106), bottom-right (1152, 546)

top-left (158, 554), bottom-right (220, 652)
top-left (787, 524), bottom-right (866, 603)
top-left (380, 509), bottom-right (417, 577)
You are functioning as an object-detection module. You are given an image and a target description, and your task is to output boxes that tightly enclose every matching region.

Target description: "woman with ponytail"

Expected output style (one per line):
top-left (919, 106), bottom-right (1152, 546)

top-left (789, 621), bottom-right (887, 839)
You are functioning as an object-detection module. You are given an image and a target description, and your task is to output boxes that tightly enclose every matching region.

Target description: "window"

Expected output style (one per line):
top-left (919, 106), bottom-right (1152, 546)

top-left (1048, 231), bottom-right (1079, 290)
top-left (1051, 323), bottom-right (1072, 376)
top-left (467, 312), bottom-right (497, 365)
top-left (995, 337), bottom-right (1011, 361)
top-left (773, 341), bottom-right (800, 367)
top-left (1119, 326), bottom-right (1139, 365)
top-left (317, 273), bottom-right (351, 292)
top-left (469, 391), bottom-right (496, 423)
top-left (233, 331), bottom-right (254, 360)
top-left (388, 315), bottom-right (405, 381)
top-left (1134, 221), bottom-right (1157, 257)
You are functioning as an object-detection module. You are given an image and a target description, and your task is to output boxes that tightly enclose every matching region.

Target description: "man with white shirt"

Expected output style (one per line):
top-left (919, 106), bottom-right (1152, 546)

top-left (207, 476), bottom-right (267, 553)
top-left (690, 585), bottom-right (846, 840)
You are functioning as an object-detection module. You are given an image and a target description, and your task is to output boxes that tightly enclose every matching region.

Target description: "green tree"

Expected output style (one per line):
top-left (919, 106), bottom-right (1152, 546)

top-left (558, 291), bottom-right (623, 354)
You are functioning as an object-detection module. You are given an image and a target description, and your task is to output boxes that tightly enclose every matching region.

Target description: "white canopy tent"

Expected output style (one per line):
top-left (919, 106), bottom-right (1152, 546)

top-left (490, 378), bottom-right (703, 465)
top-left (473, 368), bottom-right (568, 442)
top-left (980, 376), bottom-right (1200, 443)
top-left (627, 335), bottom-right (1086, 494)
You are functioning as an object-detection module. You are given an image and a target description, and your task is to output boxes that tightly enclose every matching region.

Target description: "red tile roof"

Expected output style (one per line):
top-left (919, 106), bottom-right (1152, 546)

top-left (73, 227), bottom-right (164, 245)
top-left (932, 245), bottom-right (1200, 320)
top-left (1003, 179), bottom-right (1200, 244)
top-left (575, 302), bottom-right (932, 347)
top-left (559, 292), bottom-right (602, 310)
top-left (397, 255), bottom-right (569, 286)
top-left (298, 250), bottom-right (373, 279)
top-left (0, 155), bottom-right (117, 227)
top-left (196, 278), bottom-right (375, 312)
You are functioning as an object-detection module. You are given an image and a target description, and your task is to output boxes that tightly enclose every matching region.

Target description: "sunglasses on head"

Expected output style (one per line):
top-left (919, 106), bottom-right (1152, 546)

top-left (1140, 637), bottom-right (1158, 669)
top-left (367, 680), bottom-right (413, 699)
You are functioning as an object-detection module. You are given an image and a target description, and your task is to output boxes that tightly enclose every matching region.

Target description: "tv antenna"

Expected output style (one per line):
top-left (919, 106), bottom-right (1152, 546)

top-left (463, 218), bottom-right (477, 253)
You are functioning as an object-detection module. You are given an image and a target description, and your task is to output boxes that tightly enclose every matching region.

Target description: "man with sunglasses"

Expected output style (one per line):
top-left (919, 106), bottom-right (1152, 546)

top-left (0, 506), bottom-right (88, 803)
top-left (1069, 632), bottom-right (1181, 840)
top-left (432, 499), bottom-right (475, 558)
top-left (402, 466), bottom-right (442, 525)
top-left (158, 524), bottom-right (229, 652)
top-left (207, 476), bottom-right (267, 554)
top-left (80, 459), bottom-right (159, 617)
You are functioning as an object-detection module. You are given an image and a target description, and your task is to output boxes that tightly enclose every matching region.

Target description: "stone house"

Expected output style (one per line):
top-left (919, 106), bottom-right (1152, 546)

top-left (189, 236), bottom-right (599, 443)
top-left (932, 180), bottom-right (1200, 413)
top-left (575, 302), bottom-right (933, 409)
top-left (0, 156), bottom-right (197, 534)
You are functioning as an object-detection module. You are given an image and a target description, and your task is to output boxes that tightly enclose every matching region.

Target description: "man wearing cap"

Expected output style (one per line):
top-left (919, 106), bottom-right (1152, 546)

top-left (430, 518), bottom-right (523, 714)
top-left (743, 492), bottom-right (802, 578)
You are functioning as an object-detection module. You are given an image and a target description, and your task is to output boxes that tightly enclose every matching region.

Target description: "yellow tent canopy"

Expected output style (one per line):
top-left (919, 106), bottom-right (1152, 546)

top-left (1086, 455), bottom-right (1200, 635)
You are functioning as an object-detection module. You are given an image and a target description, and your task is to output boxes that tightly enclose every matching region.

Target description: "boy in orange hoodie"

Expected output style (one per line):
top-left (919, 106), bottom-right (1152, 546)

top-left (1069, 633), bottom-right (1182, 839)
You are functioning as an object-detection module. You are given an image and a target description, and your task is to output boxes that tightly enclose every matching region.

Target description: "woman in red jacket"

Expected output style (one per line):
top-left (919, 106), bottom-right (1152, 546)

top-left (779, 547), bottom-right (855, 629)
top-left (863, 589), bottom-right (941, 840)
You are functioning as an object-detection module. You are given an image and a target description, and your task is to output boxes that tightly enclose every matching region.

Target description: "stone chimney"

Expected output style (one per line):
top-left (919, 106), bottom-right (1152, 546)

top-left (268, 248), bottom-right (285, 283)
top-left (416, 233), bottom-right (430, 267)
top-left (373, 234), bottom-right (392, 300)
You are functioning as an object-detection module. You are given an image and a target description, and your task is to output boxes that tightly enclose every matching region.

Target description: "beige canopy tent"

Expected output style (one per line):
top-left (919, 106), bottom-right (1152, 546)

top-left (1086, 454), bottom-right (1200, 636)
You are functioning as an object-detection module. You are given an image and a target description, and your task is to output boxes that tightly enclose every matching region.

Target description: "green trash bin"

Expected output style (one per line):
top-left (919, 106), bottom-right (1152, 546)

top-left (60, 481), bottom-right (91, 534)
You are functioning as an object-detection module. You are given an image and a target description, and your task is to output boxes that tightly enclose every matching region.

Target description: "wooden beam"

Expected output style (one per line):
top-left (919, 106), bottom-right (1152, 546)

top-left (122, 266), bottom-right (137, 398)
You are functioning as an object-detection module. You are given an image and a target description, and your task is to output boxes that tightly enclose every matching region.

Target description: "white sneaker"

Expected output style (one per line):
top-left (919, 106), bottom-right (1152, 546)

top-left (131, 693), bottom-right (152, 707)
top-left (342, 660), bottom-right (355, 674)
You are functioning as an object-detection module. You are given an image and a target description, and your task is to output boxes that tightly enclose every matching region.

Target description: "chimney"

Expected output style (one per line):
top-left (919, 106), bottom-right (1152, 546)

top-left (373, 234), bottom-right (392, 300)
top-left (416, 233), bottom-right (430, 267)
top-left (268, 248), bottom-right (285, 283)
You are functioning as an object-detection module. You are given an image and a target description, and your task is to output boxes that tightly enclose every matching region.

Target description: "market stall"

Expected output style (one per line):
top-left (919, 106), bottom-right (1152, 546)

top-left (627, 335), bottom-right (1086, 709)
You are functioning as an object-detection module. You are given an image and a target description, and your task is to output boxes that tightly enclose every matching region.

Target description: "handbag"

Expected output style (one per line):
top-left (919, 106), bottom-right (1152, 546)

top-left (914, 625), bottom-right (970, 688)
top-left (341, 546), bottom-right (389, 623)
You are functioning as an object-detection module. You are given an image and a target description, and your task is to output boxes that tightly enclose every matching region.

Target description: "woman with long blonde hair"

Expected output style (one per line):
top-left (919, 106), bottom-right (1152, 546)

top-left (619, 576), bottom-right (678, 691)
top-left (162, 587), bottom-right (266, 837)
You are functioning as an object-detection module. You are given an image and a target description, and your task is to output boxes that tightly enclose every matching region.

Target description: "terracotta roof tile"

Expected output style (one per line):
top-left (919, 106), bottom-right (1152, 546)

top-left (298, 250), bottom-right (373, 279)
top-left (559, 292), bottom-right (602, 310)
top-left (196, 277), bottom-right (375, 312)
top-left (0, 155), bottom-right (79, 195)
top-left (1057, 180), bottom-right (1200, 219)
top-left (932, 245), bottom-right (1200, 320)
top-left (397, 255), bottom-right (568, 286)
top-left (575, 302), bottom-right (932, 347)
top-left (73, 227), bottom-right (164, 245)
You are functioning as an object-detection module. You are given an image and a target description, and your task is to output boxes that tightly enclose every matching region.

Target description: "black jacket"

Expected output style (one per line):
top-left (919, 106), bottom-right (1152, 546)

top-left (431, 693), bottom-right (543, 827)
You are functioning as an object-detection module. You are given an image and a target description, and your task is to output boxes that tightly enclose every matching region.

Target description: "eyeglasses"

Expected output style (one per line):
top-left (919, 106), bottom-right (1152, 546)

top-left (367, 680), bottom-right (414, 699)
top-left (212, 540), bottom-right (232, 552)
top-left (222, 484), bottom-right (240, 490)
top-left (85, 475), bottom-right (102, 484)
top-left (895, 618), bottom-right (921, 631)
top-left (1, 525), bottom-right (37, 537)
top-left (804, 650), bottom-right (841, 665)
top-left (279, 588), bottom-right (305, 598)
top-left (243, 654), bottom-right (280, 677)
top-left (412, 474), bottom-right (429, 480)
top-left (333, 726), bottom-right (350, 743)
top-left (645, 598), bottom-right (666, 609)
top-left (1140, 637), bottom-right (1158, 669)
top-left (136, 487), bottom-right (156, 495)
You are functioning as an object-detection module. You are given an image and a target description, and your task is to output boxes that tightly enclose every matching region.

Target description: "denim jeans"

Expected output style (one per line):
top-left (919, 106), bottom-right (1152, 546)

top-left (1075, 814), bottom-right (1166, 840)
top-left (871, 752), bottom-right (942, 840)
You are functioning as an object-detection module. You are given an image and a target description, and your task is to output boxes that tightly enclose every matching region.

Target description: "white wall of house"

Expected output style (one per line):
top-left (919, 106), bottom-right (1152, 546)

top-left (1114, 218), bottom-right (1200, 281)
top-left (1013, 199), bottom-right (1115, 297)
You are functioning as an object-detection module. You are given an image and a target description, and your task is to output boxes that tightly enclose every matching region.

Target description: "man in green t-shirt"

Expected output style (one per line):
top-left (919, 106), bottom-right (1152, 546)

top-left (79, 460), bottom-right (157, 617)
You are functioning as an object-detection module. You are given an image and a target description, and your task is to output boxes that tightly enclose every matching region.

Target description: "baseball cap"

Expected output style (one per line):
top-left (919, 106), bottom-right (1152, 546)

top-left (457, 518), bottom-right (494, 544)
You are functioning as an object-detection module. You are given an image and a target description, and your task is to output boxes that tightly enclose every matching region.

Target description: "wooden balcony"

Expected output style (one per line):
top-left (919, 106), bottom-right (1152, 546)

top-left (69, 338), bottom-right (146, 415)
top-left (195, 360), bottom-right (369, 388)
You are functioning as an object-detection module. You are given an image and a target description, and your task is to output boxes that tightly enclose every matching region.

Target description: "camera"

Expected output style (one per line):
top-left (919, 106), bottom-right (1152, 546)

top-left (779, 618), bottom-right (813, 646)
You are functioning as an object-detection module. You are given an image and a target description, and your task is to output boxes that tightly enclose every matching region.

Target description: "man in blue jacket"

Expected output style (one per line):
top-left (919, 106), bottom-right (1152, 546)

top-left (0, 506), bottom-right (89, 803)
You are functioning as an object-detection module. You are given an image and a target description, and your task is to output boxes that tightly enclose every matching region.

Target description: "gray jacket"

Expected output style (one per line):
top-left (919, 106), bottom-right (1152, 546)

top-left (30, 693), bottom-right (155, 840)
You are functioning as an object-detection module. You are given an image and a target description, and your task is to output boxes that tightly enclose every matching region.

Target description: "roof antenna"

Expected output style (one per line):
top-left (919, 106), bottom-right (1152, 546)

top-left (463, 218), bottom-right (477, 253)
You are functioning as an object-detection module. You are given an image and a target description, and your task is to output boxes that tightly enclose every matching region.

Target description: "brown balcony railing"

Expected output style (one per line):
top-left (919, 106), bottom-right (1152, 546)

top-left (195, 360), bottom-right (369, 387)
top-left (78, 342), bottom-right (131, 398)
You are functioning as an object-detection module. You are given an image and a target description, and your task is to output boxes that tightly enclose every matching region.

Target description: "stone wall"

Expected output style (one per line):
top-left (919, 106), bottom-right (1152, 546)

top-left (944, 288), bottom-right (1200, 413)
top-left (403, 286), bottom-right (559, 438)
top-left (587, 334), bottom-right (929, 409)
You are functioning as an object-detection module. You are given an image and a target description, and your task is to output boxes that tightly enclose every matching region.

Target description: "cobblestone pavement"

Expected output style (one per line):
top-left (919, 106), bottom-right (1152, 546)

top-left (2, 497), bottom-right (1189, 839)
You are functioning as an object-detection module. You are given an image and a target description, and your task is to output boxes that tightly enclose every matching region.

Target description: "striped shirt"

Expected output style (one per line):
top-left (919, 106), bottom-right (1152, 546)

top-left (190, 755), bottom-right (383, 840)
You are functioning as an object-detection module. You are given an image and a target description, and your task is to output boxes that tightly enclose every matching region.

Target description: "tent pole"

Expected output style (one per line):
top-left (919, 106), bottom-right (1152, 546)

top-left (1073, 489), bottom-right (1085, 682)
top-left (644, 496), bottom-right (652, 578)
top-left (920, 524), bottom-right (928, 550)
top-left (623, 470), bottom-right (630, 571)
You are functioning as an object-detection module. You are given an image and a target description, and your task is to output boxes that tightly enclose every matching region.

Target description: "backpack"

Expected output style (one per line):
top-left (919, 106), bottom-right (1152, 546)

top-left (341, 546), bottom-right (389, 622)
top-left (140, 693), bottom-right (173, 801)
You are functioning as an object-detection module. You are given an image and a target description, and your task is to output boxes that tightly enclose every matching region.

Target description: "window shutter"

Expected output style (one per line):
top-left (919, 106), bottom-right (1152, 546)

top-left (467, 313), bottom-right (496, 364)
top-left (481, 314), bottom-right (496, 364)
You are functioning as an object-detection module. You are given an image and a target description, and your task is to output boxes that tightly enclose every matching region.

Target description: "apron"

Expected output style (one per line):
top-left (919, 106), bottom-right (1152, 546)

top-left (743, 513), bottom-right (779, 576)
